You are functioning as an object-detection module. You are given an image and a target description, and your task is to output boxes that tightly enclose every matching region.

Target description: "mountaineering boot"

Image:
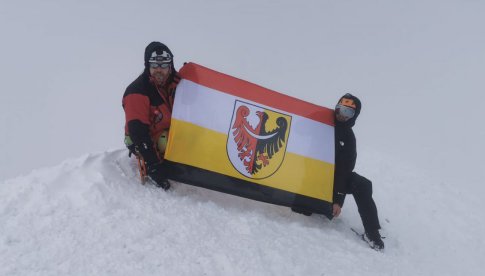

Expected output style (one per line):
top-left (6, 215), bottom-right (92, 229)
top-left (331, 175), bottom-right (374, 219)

top-left (364, 230), bottom-right (385, 250)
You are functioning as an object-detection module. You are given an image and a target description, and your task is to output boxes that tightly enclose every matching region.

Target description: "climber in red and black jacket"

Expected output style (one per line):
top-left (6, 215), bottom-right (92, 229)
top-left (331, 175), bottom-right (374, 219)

top-left (122, 41), bottom-right (180, 190)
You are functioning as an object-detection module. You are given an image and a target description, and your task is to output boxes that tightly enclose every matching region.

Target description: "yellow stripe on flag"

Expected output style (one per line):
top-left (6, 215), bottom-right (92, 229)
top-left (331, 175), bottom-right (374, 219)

top-left (166, 118), bottom-right (334, 202)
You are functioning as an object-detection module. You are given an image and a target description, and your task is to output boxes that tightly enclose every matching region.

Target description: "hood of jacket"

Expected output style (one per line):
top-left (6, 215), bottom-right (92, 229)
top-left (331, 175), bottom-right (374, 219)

top-left (335, 93), bottom-right (361, 128)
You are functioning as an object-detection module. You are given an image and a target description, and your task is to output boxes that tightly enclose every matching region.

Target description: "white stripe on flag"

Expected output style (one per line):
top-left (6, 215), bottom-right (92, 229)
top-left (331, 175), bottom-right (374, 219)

top-left (173, 80), bottom-right (334, 164)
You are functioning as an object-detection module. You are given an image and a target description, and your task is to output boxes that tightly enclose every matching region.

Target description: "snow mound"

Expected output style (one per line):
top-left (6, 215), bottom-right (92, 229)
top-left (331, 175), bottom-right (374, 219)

top-left (1, 149), bottom-right (483, 275)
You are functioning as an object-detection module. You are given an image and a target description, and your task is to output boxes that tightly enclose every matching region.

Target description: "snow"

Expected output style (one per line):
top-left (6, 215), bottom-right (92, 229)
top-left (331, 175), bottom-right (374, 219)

top-left (2, 150), bottom-right (483, 275)
top-left (1, 0), bottom-right (485, 275)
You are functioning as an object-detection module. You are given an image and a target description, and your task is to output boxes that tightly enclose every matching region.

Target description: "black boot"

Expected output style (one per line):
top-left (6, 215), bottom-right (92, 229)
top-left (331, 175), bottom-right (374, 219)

top-left (364, 230), bottom-right (384, 250)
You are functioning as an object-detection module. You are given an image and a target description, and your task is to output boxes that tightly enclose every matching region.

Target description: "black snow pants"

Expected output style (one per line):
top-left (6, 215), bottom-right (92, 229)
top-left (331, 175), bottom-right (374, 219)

top-left (347, 172), bottom-right (381, 233)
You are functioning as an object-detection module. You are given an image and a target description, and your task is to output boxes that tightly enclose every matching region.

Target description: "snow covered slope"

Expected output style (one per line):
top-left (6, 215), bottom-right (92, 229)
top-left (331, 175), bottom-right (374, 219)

top-left (1, 149), bottom-right (483, 275)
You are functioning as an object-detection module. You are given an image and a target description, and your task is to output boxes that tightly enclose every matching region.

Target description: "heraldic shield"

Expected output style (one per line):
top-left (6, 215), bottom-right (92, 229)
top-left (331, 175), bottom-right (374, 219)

top-left (227, 100), bottom-right (292, 179)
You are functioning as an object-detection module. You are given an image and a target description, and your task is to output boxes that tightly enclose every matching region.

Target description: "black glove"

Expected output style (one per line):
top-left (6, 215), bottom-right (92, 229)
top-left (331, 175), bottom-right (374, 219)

top-left (135, 142), bottom-right (160, 165)
top-left (147, 162), bottom-right (171, 190)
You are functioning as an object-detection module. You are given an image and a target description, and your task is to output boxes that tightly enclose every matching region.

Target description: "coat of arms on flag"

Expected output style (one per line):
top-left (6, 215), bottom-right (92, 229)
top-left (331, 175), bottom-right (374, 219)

top-left (227, 100), bottom-right (292, 179)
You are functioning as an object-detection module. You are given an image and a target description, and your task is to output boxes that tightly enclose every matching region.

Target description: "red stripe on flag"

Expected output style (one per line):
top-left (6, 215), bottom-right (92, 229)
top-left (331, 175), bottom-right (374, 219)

top-left (179, 63), bottom-right (335, 126)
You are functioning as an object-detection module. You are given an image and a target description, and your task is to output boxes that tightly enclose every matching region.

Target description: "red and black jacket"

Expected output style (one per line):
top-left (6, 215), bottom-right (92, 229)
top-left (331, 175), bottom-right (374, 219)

top-left (122, 71), bottom-right (180, 164)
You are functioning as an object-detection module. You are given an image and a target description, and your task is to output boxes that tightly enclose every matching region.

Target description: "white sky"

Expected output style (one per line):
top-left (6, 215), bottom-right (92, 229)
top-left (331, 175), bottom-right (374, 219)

top-left (1, 0), bottom-right (484, 185)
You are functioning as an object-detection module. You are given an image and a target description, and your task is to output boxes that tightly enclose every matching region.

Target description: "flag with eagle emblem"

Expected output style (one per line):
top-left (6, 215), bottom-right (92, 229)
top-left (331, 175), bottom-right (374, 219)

top-left (163, 63), bottom-right (336, 218)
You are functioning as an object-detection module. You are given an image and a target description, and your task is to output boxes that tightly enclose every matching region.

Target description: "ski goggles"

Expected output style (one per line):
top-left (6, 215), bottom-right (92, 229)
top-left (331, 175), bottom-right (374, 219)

top-left (335, 104), bottom-right (355, 121)
top-left (149, 62), bottom-right (170, 69)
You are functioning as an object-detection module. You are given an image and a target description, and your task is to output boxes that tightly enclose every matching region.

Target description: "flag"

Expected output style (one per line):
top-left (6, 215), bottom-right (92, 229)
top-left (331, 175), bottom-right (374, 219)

top-left (164, 63), bottom-right (335, 218)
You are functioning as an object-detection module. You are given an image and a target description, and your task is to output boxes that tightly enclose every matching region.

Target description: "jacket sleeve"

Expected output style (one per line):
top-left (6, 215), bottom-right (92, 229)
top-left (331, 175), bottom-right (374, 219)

top-left (333, 128), bottom-right (357, 207)
top-left (123, 93), bottom-right (150, 126)
top-left (123, 93), bottom-right (160, 165)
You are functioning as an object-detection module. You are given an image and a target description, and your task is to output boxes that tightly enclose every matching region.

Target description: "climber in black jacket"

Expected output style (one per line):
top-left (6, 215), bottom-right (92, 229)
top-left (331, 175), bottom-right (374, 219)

top-left (332, 93), bottom-right (384, 250)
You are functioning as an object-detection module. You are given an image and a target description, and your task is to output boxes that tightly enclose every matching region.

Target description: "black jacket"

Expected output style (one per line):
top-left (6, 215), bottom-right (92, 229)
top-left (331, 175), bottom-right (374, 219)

top-left (333, 94), bottom-right (362, 206)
